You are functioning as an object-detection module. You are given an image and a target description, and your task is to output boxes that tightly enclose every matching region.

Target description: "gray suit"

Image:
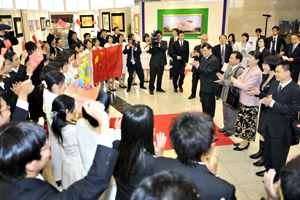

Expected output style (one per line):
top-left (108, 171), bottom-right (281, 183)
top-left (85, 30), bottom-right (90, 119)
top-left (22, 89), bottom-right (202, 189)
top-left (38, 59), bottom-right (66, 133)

top-left (220, 64), bottom-right (244, 134)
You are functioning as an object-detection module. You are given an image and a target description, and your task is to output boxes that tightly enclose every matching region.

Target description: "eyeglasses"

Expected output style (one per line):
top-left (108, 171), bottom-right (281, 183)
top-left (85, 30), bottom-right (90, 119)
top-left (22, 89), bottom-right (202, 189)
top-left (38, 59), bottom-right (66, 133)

top-left (212, 134), bottom-right (219, 143)
top-left (0, 105), bottom-right (10, 112)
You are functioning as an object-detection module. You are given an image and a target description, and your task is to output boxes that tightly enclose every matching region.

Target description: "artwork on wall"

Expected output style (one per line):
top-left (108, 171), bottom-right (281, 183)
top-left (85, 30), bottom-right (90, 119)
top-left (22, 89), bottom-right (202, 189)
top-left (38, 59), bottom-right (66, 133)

top-left (80, 15), bottom-right (94, 28)
top-left (279, 19), bottom-right (300, 36)
top-left (29, 20), bottom-right (36, 31)
top-left (45, 18), bottom-right (51, 29)
top-left (133, 14), bottom-right (139, 34)
top-left (111, 13), bottom-right (125, 32)
top-left (162, 14), bottom-right (203, 34)
top-left (0, 15), bottom-right (12, 30)
top-left (36, 20), bottom-right (40, 30)
top-left (102, 12), bottom-right (110, 32)
top-left (40, 17), bottom-right (46, 30)
top-left (13, 17), bottom-right (23, 37)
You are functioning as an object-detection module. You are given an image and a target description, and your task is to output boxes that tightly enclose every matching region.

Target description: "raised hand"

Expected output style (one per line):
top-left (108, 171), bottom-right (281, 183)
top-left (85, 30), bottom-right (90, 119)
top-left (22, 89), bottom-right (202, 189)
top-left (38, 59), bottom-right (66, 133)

top-left (154, 131), bottom-right (167, 157)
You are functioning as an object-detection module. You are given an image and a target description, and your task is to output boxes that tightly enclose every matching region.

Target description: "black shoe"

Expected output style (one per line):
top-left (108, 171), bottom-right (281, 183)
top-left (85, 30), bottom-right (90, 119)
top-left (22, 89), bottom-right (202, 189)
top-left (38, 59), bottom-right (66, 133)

top-left (132, 83), bottom-right (138, 86)
top-left (126, 89), bottom-right (130, 92)
top-left (253, 157), bottom-right (265, 167)
top-left (174, 89), bottom-right (178, 93)
top-left (169, 77), bottom-right (173, 80)
top-left (188, 95), bottom-right (195, 99)
top-left (233, 143), bottom-right (240, 146)
top-left (157, 89), bottom-right (165, 92)
top-left (140, 86), bottom-right (147, 89)
top-left (150, 91), bottom-right (154, 95)
top-left (218, 128), bottom-right (226, 132)
top-left (179, 88), bottom-right (183, 92)
top-left (56, 181), bottom-right (62, 187)
top-left (224, 132), bottom-right (233, 137)
top-left (250, 140), bottom-right (264, 159)
top-left (256, 170), bottom-right (266, 177)
top-left (233, 142), bottom-right (250, 151)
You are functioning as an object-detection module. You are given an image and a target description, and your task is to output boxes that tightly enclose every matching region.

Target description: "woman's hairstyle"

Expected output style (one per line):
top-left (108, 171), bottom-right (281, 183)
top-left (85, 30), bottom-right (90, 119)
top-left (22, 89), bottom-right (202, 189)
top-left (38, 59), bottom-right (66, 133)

top-left (58, 49), bottom-right (76, 60)
top-left (92, 38), bottom-right (99, 46)
top-left (107, 35), bottom-right (113, 42)
top-left (84, 39), bottom-right (92, 50)
top-left (43, 70), bottom-right (65, 92)
top-left (264, 55), bottom-right (281, 71)
top-left (142, 33), bottom-right (150, 42)
top-left (25, 41), bottom-right (37, 55)
top-left (70, 42), bottom-right (82, 50)
top-left (241, 33), bottom-right (249, 41)
top-left (117, 33), bottom-right (124, 43)
top-left (51, 95), bottom-right (75, 144)
top-left (54, 56), bottom-right (68, 66)
top-left (82, 91), bottom-right (110, 127)
top-left (258, 37), bottom-right (267, 46)
top-left (249, 50), bottom-right (264, 70)
top-left (114, 105), bottom-right (155, 183)
top-left (228, 33), bottom-right (236, 44)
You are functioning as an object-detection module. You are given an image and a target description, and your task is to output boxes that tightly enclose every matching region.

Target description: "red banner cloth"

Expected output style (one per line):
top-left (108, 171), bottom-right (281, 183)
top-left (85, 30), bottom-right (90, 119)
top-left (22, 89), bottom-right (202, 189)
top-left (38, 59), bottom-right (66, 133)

top-left (29, 49), bottom-right (44, 74)
top-left (92, 45), bottom-right (123, 83)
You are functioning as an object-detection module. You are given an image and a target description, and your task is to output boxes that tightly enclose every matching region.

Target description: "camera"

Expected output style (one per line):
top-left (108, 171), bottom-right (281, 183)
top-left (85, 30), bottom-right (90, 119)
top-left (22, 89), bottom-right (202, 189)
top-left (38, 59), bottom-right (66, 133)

top-left (151, 30), bottom-right (159, 47)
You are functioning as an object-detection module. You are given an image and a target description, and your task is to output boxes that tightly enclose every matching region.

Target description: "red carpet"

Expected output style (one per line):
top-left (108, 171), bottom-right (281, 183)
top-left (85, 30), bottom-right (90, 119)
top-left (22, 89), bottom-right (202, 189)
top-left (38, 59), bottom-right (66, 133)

top-left (111, 113), bottom-right (234, 151)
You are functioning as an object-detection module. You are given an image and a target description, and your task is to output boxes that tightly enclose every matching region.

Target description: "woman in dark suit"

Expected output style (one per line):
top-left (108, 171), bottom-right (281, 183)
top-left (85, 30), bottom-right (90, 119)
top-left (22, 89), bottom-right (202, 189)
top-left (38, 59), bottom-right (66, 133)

top-left (257, 38), bottom-right (271, 59)
top-left (247, 56), bottom-right (280, 171)
top-left (113, 105), bottom-right (166, 200)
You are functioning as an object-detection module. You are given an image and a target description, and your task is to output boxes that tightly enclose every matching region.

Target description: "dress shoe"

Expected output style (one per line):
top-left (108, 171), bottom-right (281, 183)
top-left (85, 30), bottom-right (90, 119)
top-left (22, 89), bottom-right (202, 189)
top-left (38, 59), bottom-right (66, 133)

top-left (126, 89), bottom-right (130, 92)
top-left (233, 142), bottom-right (250, 151)
top-left (224, 132), bottom-right (233, 137)
top-left (255, 170), bottom-right (266, 177)
top-left (157, 89), bottom-right (165, 92)
top-left (253, 157), bottom-right (265, 167)
top-left (218, 128), bottom-right (226, 132)
top-left (188, 95), bottom-right (195, 99)
top-left (174, 89), bottom-right (178, 93)
top-left (233, 143), bottom-right (240, 146)
top-left (132, 83), bottom-right (138, 86)
top-left (150, 91), bottom-right (154, 95)
top-left (249, 140), bottom-right (264, 159)
top-left (140, 86), bottom-right (147, 89)
top-left (179, 88), bottom-right (183, 92)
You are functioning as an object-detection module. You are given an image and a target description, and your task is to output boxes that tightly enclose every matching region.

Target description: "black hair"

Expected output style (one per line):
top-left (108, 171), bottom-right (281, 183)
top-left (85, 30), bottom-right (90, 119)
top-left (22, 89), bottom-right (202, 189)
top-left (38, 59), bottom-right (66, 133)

top-left (178, 30), bottom-right (184, 35)
top-left (142, 33), bottom-right (150, 42)
top-left (280, 155), bottom-right (300, 200)
top-left (51, 95), bottom-right (75, 144)
top-left (92, 38), bottom-right (99, 46)
top-left (25, 41), bottom-right (37, 55)
top-left (155, 30), bottom-right (162, 35)
top-left (58, 49), bottom-right (76, 60)
top-left (70, 42), bottom-right (81, 50)
top-left (56, 38), bottom-right (62, 44)
top-left (54, 56), bottom-right (68, 66)
top-left (272, 26), bottom-right (280, 31)
top-left (277, 61), bottom-right (294, 75)
top-left (39, 66), bottom-right (59, 82)
top-left (44, 70), bottom-right (65, 92)
top-left (249, 50), bottom-right (264, 70)
top-left (117, 33), bottom-right (124, 43)
top-left (47, 33), bottom-right (55, 44)
top-left (264, 55), bottom-right (281, 71)
top-left (114, 105), bottom-right (155, 183)
top-left (82, 91), bottom-right (110, 127)
top-left (4, 52), bottom-right (15, 62)
top-left (131, 170), bottom-right (201, 200)
top-left (228, 33), bottom-right (236, 44)
top-left (107, 35), bottom-right (114, 42)
top-left (241, 33), bottom-right (249, 41)
top-left (100, 29), bottom-right (107, 35)
top-left (202, 43), bottom-right (212, 50)
top-left (231, 51), bottom-right (243, 63)
top-left (48, 61), bottom-right (63, 70)
top-left (255, 28), bottom-right (262, 33)
top-left (172, 28), bottom-right (179, 34)
top-left (84, 39), bottom-right (92, 50)
top-left (219, 34), bottom-right (227, 39)
top-left (83, 33), bottom-right (91, 39)
top-left (0, 122), bottom-right (46, 181)
top-left (113, 27), bottom-right (120, 31)
top-left (170, 113), bottom-right (214, 166)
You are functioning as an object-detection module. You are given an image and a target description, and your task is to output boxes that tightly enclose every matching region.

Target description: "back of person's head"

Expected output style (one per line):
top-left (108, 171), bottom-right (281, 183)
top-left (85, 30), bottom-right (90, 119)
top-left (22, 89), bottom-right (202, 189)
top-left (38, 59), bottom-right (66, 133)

top-left (277, 61), bottom-right (294, 76)
top-left (131, 170), bottom-right (201, 200)
top-left (69, 42), bottom-right (80, 50)
top-left (0, 121), bottom-right (46, 181)
top-left (114, 105), bottom-right (155, 183)
top-left (170, 113), bottom-right (214, 166)
top-left (25, 41), bottom-right (37, 55)
top-left (280, 155), bottom-right (300, 200)
top-left (58, 49), bottom-right (75, 60)
top-left (249, 50), bottom-right (263, 70)
top-left (54, 56), bottom-right (68, 67)
top-left (82, 91), bottom-right (110, 127)
top-left (231, 51), bottom-right (243, 63)
top-left (39, 66), bottom-right (59, 82)
top-left (51, 95), bottom-right (75, 144)
top-left (4, 52), bottom-right (15, 62)
top-left (264, 55), bottom-right (281, 71)
top-left (43, 70), bottom-right (65, 92)
top-left (47, 33), bottom-right (55, 45)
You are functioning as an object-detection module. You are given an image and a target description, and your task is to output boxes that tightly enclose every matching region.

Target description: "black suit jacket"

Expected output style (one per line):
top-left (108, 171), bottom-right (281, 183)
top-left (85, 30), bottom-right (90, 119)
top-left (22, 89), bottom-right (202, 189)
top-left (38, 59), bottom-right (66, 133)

top-left (149, 40), bottom-right (168, 68)
top-left (152, 157), bottom-right (236, 200)
top-left (261, 81), bottom-right (300, 141)
top-left (123, 44), bottom-right (142, 68)
top-left (0, 32), bottom-right (18, 52)
top-left (11, 106), bottom-right (29, 121)
top-left (168, 37), bottom-right (177, 56)
top-left (261, 48), bottom-right (271, 59)
top-left (0, 145), bottom-right (119, 200)
top-left (284, 43), bottom-right (300, 72)
top-left (212, 44), bottom-right (233, 71)
top-left (170, 40), bottom-right (189, 73)
top-left (266, 36), bottom-right (287, 54)
top-left (9, 65), bottom-right (27, 82)
top-left (198, 54), bottom-right (219, 93)
top-left (97, 32), bottom-right (107, 48)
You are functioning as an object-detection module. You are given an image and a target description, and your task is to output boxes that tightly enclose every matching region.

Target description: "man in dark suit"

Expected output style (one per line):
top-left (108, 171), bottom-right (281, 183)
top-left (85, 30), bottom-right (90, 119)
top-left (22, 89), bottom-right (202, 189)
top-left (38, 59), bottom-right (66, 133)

top-left (191, 43), bottom-right (219, 118)
top-left (0, 102), bottom-right (119, 200)
top-left (258, 62), bottom-right (300, 181)
top-left (0, 24), bottom-right (18, 53)
top-left (255, 28), bottom-right (265, 50)
top-left (168, 28), bottom-right (179, 80)
top-left (170, 31), bottom-right (189, 93)
top-left (266, 26), bottom-right (287, 55)
top-left (280, 34), bottom-right (300, 83)
top-left (56, 38), bottom-right (64, 52)
top-left (112, 27), bottom-right (120, 44)
top-left (4, 52), bottom-right (28, 82)
top-left (148, 30), bottom-right (168, 95)
top-left (68, 23), bottom-right (81, 47)
top-left (152, 113), bottom-right (236, 200)
top-left (123, 35), bottom-right (147, 92)
top-left (97, 28), bottom-right (108, 48)
top-left (188, 34), bottom-right (208, 99)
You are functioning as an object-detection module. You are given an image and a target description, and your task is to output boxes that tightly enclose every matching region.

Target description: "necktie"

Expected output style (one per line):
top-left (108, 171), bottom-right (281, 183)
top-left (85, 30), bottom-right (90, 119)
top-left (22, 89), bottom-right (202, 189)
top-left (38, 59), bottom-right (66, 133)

top-left (292, 45), bottom-right (296, 53)
top-left (131, 48), bottom-right (135, 65)
top-left (180, 41), bottom-right (183, 47)
top-left (221, 46), bottom-right (225, 65)
top-left (271, 37), bottom-right (276, 55)
top-left (277, 84), bottom-right (282, 94)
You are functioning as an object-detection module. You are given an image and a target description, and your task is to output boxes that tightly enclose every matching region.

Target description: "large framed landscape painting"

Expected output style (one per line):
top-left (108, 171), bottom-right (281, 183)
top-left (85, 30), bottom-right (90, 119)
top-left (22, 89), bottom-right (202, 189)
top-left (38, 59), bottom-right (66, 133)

top-left (162, 14), bottom-right (203, 34)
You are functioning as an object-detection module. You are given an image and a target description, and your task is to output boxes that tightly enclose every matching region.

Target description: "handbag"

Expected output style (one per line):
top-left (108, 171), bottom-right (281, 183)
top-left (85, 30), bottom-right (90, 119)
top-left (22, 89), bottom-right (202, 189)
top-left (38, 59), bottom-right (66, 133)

top-left (224, 66), bottom-right (243, 110)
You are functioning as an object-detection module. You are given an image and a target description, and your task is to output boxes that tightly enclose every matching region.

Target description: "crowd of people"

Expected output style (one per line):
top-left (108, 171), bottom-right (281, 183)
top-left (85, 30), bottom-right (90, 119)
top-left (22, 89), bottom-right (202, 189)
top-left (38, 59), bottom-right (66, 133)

top-left (0, 20), bottom-right (300, 200)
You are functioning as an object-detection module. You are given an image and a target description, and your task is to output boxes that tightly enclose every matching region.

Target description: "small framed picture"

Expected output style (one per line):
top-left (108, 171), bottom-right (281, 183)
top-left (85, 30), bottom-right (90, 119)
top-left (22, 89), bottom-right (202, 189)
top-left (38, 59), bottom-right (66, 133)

top-left (80, 15), bottom-right (94, 28)
top-left (40, 17), bottom-right (46, 31)
top-left (102, 12), bottom-right (110, 32)
top-left (13, 17), bottom-right (23, 37)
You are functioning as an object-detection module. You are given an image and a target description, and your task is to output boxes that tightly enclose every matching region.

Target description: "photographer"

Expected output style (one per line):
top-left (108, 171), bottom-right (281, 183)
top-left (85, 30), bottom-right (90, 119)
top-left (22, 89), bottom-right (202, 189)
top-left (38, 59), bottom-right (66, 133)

top-left (0, 24), bottom-right (18, 52)
top-left (123, 34), bottom-right (147, 92)
top-left (149, 30), bottom-right (168, 95)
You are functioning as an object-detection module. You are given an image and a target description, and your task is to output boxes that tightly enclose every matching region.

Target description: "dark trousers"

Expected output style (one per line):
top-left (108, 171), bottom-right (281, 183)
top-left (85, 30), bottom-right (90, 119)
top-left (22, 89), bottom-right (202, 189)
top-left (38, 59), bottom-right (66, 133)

top-left (173, 65), bottom-right (185, 89)
top-left (191, 70), bottom-right (200, 97)
top-left (200, 91), bottom-right (216, 118)
top-left (169, 61), bottom-right (174, 78)
top-left (149, 65), bottom-right (164, 91)
top-left (127, 64), bottom-right (144, 90)
top-left (264, 128), bottom-right (290, 182)
top-left (292, 70), bottom-right (299, 83)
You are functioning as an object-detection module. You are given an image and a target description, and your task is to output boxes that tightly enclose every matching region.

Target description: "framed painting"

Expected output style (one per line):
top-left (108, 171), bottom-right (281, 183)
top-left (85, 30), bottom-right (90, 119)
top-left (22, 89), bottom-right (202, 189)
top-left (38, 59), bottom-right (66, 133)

top-left (162, 14), bottom-right (203, 34)
top-left (0, 15), bottom-right (12, 30)
top-left (29, 20), bottom-right (36, 31)
top-left (40, 17), bottom-right (46, 30)
top-left (133, 14), bottom-right (139, 34)
top-left (102, 12), bottom-right (110, 32)
top-left (45, 18), bottom-right (51, 29)
top-left (36, 20), bottom-right (40, 30)
top-left (111, 13), bottom-right (125, 32)
top-left (13, 17), bottom-right (23, 37)
top-left (80, 15), bottom-right (94, 28)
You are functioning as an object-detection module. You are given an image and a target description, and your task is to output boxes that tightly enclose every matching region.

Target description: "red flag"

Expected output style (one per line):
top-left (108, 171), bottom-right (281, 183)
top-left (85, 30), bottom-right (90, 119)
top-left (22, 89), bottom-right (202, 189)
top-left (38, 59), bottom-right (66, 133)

top-left (32, 34), bottom-right (38, 44)
top-left (29, 49), bottom-right (44, 74)
top-left (93, 45), bottom-right (122, 83)
top-left (1, 48), bottom-right (7, 55)
top-left (92, 21), bottom-right (97, 25)
top-left (76, 19), bottom-right (82, 26)
top-left (22, 40), bottom-right (25, 51)
top-left (57, 19), bottom-right (66, 28)
top-left (38, 40), bottom-right (44, 46)
top-left (4, 40), bottom-right (12, 50)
